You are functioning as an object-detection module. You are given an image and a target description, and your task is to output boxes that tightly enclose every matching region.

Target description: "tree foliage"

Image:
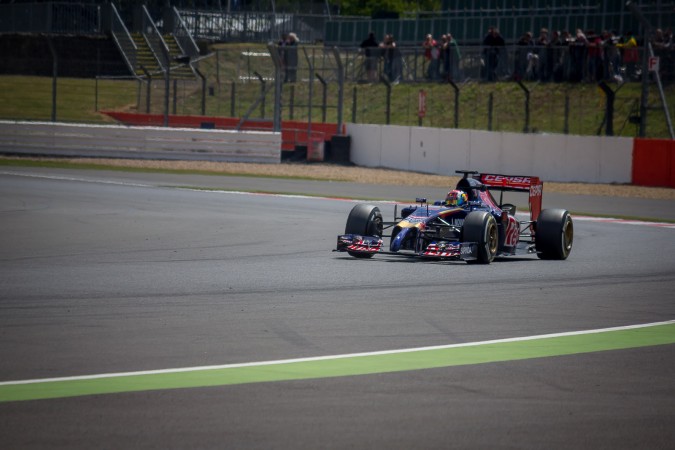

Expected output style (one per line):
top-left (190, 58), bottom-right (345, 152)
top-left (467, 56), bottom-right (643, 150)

top-left (336, 0), bottom-right (441, 16)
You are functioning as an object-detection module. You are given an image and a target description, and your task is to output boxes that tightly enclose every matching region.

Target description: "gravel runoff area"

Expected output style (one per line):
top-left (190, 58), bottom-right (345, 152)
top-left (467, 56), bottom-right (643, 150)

top-left (6, 157), bottom-right (675, 200)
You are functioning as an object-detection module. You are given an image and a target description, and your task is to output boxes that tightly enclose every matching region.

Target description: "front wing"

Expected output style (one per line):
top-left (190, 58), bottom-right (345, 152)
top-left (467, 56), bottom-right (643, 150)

top-left (336, 234), bottom-right (383, 255)
top-left (336, 234), bottom-right (479, 261)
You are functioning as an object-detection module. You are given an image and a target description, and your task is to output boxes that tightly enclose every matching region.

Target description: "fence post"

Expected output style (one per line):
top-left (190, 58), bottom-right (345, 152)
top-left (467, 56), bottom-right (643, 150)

top-left (194, 66), bottom-right (207, 115)
top-left (626, 0), bottom-right (650, 137)
top-left (316, 73), bottom-right (327, 123)
top-left (487, 92), bottom-right (493, 131)
top-left (266, 42), bottom-right (283, 132)
top-left (163, 51), bottom-right (170, 126)
top-left (380, 75), bottom-right (391, 125)
top-left (564, 94), bottom-right (569, 134)
top-left (448, 80), bottom-right (460, 128)
top-left (597, 81), bottom-right (615, 136)
top-left (352, 86), bottom-right (357, 123)
top-left (230, 82), bottom-right (236, 117)
top-left (253, 71), bottom-right (266, 118)
top-left (216, 49), bottom-right (221, 84)
top-left (418, 89), bottom-right (426, 127)
top-left (173, 79), bottom-right (178, 115)
top-left (140, 66), bottom-right (152, 114)
top-left (516, 80), bottom-right (530, 133)
top-left (46, 36), bottom-right (57, 122)
top-left (332, 47), bottom-right (345, 135)
top-left (303, 47), bottom-right (314, 134)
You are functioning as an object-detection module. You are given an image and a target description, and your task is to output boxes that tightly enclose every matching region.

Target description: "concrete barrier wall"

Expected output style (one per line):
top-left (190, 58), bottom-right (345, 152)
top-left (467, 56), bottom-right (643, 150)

top-left (0, 121), bottom-right (281, 163)
top-left (347, 123), bottom-right (633, 184)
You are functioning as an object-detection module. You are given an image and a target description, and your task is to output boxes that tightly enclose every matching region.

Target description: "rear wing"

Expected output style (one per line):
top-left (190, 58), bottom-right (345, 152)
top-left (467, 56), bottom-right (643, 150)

top-left (478, 173), bottom-right (543, 221)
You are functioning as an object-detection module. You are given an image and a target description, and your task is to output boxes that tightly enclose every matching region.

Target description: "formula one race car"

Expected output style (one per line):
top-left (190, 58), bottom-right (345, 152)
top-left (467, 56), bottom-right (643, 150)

top-left (335, 170), bottom-right (573, 263)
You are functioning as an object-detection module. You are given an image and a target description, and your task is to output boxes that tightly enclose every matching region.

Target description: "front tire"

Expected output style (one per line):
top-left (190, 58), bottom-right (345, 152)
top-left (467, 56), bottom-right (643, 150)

top-left (463, 211), bottom-right (498, 264)
top-left (536, 209), bottom-right (573, 260)
top-left (345, 204), bottom-right (383, 258)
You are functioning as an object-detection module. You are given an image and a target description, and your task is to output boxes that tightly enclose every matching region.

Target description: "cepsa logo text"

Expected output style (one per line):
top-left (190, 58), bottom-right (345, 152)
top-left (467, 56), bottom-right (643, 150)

top-left (482, 175), bottom-right (532, 186)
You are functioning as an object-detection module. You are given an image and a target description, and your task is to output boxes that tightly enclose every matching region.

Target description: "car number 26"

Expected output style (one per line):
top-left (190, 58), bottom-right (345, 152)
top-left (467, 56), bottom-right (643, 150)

top-left (505, 217), bottom-right (520, 247)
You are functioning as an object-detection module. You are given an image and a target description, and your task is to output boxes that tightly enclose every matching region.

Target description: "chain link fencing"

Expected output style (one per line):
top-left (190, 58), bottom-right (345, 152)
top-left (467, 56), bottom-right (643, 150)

top-left (1, 42), bottom-right (674, 138)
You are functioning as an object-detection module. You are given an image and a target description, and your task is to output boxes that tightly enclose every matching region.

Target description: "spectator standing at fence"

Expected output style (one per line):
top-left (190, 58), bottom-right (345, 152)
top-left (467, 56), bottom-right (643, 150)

top-left (569, 29), bottom-right (588, 82)
top-left (662, 28), bottom-right (673, 82)
top-left (536, 28), bottom-right (550, 81)
top-left (515, 31), bottom-right (534, 80)
top-left (277, 33), bottom-right (287, 75)
top-left (284, 32), bottom-right (299, 83)
top-left (653, 28), bottom-right (673, 82)
top-left (360, 32), bottom-right (379, 82)
top-left (653, 28), bottom-right (668, 51)
top-left (562, 30), bottom-right (575, 80)
top-left (440, 34), bottom-right (450, 79)
top-left (442, 33), bottom-right (461, 81)
top-left (549, 30), bottom-right (568, 82)
top-left (423, 34), bottom-right (440, 80)
top-left (617, 30), bottom-right (639, 81)
top-left (586, 30), bottom-right (603, 82)
top-left (482, 27), bottom-right (505, 81)
top-left (602, 30), bottom-right (622, 84)
top-left (494, 28), bottom-right (508, 79)
top-left (380, 34), bottom-right (401, 83)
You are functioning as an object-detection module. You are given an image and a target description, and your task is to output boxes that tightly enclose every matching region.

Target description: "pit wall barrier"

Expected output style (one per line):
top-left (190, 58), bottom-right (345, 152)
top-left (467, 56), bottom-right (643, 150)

top-left (632, 138), bottom-right (675, 188)
top-left (0, 121), bottom-right (281, 163)
top-left (346, 124), bottom-right (633, 184)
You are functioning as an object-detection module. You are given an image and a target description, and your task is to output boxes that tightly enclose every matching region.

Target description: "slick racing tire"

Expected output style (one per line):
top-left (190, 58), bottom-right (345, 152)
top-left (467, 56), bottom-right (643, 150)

top-left (536, 209), bottom-right (573, 260)
top-left (463, 211), bottom-right (498, 264)
top-left (345, 204), bottom-right (383, 258)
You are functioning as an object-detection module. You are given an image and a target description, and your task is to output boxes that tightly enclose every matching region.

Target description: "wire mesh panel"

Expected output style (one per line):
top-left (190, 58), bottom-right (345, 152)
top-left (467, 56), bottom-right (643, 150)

top-left (0, 3), bottom-right (102, 34)
top-left (2, 38), bottom-right (675, 139)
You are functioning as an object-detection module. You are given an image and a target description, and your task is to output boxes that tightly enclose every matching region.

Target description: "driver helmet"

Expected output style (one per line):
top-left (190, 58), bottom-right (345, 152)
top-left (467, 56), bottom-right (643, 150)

top-left (445, 189), bottom-right (468, 207)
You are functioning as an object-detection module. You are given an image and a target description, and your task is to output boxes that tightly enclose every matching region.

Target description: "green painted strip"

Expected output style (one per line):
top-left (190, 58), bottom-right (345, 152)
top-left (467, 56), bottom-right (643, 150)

top-left (1, 323), bottom-right (674, 403)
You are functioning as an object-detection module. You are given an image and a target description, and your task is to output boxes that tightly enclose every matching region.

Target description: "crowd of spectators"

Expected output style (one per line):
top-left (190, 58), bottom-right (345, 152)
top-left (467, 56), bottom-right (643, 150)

top-left (478, 25), bottom-right (673, 83)
top-left (360, 31), bottom-right (461, 83)
top-left (475, 25), bottom-right (672, 83)
top-left (356, 27), bottom-right (673, 84)
top-left (508, 27), bottom-right (645, 84)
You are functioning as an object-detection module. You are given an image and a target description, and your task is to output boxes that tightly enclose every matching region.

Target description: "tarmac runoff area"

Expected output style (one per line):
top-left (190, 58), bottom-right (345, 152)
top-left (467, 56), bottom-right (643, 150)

top-left (1, 167), bottom-right (674, 448)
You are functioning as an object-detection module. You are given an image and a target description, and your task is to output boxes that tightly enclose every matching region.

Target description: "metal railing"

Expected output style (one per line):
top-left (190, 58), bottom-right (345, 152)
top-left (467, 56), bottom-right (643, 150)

top-left (177, 10), bottom-right (327, 44)
top-left (2, 2), bottom-right (675, 48)
top-left (227, 44), bottom-right (663, 87)
top-left (2, 42), bottom-right (673, 139)
top-left (0, 2), bottom-right (102, 34)
top-left (325, 2), bottom-right (675, 47)
top-left (171, 6), bottom-right (200, 59)
top-left (110, 3), bottom-right (137, 76)
top-left (141, 5), bottom-right (170, 72)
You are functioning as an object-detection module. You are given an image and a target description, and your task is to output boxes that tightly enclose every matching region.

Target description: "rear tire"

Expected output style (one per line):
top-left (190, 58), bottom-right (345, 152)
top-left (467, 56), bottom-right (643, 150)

top-left (463, 211), bottom-right (498, 264)
top-left (345, 204), bottom-right (383, 258)
top-left (536, 209), bottom-right (573, 260)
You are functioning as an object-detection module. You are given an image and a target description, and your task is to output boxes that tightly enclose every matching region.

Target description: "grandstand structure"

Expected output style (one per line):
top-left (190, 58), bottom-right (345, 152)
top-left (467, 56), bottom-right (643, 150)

top-left (2, 1), bottom-right (674, 48)
top-left (325, 1), bottom-right (675, 46)
top-left (0, 2), bottom-right (201, 80)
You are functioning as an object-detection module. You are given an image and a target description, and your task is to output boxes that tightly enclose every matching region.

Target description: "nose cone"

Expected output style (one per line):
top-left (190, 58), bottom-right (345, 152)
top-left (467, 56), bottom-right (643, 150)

top-left (390, 227), bottom-right (411, 252)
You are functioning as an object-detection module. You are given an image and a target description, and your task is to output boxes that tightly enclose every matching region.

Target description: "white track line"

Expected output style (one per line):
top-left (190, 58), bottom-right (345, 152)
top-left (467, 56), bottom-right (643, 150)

top-left (0, 170), bottom-right (153, 188)
top-left (1, 320), bottom-right (673, 387)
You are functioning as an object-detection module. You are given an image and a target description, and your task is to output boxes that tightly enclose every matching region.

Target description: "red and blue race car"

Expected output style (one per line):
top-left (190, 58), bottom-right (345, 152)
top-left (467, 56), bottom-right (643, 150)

top-left (335, 170), bottom-right (573, 264)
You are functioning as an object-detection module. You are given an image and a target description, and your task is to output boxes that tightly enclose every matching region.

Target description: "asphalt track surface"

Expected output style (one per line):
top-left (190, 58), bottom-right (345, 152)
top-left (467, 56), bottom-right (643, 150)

top-left (1, 167), bottom-right (675, 449)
